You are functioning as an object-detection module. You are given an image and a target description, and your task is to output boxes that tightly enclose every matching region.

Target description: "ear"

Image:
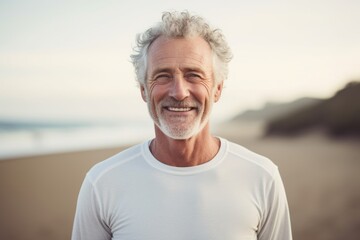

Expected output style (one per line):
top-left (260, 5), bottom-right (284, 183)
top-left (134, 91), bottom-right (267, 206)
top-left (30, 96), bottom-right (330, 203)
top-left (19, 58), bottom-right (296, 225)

top-left (214, 81), bottom-right (223, 102)
top-left (140, 85), bottom-right (147, 102)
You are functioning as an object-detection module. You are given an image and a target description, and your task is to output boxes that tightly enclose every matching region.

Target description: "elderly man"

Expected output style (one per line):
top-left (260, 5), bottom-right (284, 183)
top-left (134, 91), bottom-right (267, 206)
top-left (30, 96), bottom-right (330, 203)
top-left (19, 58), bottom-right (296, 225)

top-left (72, 11), bottom-right (292, 240)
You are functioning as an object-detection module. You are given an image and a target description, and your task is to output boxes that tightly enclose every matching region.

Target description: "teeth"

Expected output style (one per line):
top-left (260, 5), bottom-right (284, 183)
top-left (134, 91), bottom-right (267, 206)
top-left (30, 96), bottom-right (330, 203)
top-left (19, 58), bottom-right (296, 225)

top-left (168, 107), bottom-right (192, 112)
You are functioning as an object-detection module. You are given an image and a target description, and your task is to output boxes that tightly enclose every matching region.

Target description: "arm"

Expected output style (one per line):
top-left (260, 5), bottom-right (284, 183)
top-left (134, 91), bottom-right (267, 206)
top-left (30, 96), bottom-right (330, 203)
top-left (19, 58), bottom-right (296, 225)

top-left (257, 169), bottom-right (292, 240)
top-left (72, 175), bottom-right (112, 240)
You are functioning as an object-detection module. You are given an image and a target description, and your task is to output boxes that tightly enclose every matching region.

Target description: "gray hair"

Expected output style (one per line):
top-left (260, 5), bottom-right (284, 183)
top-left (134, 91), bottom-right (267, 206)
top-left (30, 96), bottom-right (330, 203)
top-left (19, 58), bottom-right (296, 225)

top-left (130, 11), bottom-right (233, 86)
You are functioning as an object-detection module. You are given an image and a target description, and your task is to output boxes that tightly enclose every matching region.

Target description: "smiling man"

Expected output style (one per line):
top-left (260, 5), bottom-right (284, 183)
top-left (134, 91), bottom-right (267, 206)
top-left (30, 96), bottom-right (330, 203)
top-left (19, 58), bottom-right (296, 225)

top-left (72, 11), bottom-right (292, 240)
top-left (143, 35), bottom-right (222, 167)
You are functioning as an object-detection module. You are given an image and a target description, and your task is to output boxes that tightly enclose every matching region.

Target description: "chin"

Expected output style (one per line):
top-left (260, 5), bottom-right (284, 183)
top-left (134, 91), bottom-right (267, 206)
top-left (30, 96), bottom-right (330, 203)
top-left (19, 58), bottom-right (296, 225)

top-left (157, 118), bottom-right (208, 140)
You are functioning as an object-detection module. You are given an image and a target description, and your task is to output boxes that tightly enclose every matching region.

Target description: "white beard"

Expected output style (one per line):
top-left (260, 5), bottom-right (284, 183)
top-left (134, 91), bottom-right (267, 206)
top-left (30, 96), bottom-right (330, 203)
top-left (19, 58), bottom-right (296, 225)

top-left (146, 96), bottom-right (214, 140)
top-left (157, 108), bottom-right (210, 140)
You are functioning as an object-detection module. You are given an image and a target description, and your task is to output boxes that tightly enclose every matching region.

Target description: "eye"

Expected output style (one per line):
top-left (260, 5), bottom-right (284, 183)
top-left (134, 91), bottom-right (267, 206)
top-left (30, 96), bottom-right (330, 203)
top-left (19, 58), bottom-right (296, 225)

top-left (154, 74), bottom-right (172, 83)
top-left (186, 73), bottom-right (203, 82)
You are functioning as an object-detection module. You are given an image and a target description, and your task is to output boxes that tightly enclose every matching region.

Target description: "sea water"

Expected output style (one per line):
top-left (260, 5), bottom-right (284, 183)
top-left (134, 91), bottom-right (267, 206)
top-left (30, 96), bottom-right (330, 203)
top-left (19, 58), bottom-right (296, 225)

top-left (0, 121), bottom-right (154, 160)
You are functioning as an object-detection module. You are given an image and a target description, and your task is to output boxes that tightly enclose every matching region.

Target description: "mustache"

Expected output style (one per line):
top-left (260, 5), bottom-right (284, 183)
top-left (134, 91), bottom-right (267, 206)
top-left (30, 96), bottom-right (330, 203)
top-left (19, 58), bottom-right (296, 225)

top-left (160, 98), bottom-right (199, 108)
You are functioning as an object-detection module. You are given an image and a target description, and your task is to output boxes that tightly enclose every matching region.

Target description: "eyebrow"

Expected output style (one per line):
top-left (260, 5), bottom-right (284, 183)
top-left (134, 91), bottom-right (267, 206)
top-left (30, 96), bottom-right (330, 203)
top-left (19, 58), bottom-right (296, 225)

top-left (180, 67), bottom-right (205, 73)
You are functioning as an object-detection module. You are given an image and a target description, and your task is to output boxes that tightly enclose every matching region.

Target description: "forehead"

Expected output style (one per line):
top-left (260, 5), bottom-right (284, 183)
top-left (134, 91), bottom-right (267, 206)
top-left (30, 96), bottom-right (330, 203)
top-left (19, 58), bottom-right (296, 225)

top-left (147, 36), bottom-right (213, 72)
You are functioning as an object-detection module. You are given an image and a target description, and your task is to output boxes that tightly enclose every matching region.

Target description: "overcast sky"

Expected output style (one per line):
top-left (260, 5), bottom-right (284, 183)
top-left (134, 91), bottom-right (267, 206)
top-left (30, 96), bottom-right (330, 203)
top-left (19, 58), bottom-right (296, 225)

top-left (1, 0), bottom-right (359, 122)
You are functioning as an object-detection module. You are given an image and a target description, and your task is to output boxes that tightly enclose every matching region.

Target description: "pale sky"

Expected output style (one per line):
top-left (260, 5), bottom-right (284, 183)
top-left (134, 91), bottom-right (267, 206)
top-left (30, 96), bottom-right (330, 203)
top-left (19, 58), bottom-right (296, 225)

top-left (1, 0), bottom-right (359, 123)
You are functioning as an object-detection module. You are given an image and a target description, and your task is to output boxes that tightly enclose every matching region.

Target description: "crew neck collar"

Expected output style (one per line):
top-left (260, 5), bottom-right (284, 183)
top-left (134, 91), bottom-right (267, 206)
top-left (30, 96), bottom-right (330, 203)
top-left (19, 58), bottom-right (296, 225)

top-left (141, 137), bottom-right (228, 175)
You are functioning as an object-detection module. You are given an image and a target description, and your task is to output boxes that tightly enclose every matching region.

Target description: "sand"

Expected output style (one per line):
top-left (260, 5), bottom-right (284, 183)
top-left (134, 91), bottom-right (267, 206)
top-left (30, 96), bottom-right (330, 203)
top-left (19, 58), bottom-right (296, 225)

top-left (1, 122), bottom-right (360, 240)
top-left (0, 146), bottom-right (127, 240)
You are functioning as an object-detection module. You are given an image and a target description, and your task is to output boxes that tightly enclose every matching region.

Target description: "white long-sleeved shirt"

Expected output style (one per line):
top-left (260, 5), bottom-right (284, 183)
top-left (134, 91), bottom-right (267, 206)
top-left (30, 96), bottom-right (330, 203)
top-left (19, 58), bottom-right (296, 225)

top-left (72, 138), bottom-right (292, 240)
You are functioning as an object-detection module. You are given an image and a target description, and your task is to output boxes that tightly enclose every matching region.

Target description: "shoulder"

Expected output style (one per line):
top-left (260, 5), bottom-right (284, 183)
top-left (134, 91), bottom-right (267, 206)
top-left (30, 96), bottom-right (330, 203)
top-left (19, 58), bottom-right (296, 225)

top-left (224, 139), bottom-right (278, 178)
top-left (86, 141), bottom-right (146, 184)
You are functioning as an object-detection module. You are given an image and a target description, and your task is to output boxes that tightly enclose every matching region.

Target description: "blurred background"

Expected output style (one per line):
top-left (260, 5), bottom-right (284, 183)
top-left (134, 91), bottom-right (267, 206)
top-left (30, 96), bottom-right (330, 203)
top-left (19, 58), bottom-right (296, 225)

top-left (0, 1), bottom-right (359, 239)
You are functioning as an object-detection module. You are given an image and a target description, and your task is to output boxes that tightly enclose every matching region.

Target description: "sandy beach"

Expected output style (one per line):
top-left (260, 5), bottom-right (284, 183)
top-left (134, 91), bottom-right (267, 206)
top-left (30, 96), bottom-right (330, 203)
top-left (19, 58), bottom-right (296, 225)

top-left (0, 146), bottom-right (127, 240)
top-left (1, 122), bottom-right (360, 240)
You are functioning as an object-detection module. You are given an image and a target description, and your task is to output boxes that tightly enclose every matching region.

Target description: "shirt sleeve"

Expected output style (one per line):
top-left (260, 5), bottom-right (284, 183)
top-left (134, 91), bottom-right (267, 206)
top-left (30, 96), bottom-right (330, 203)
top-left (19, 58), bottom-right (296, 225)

top-left (257, 168), bottom-right (293, 240)
top-left (72, 175), bottom-right (112, 240)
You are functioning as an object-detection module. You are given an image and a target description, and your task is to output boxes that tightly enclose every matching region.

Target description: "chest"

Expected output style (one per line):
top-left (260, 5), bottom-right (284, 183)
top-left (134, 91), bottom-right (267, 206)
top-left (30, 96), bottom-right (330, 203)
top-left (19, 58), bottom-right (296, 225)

top-left (100, 172), bottom-right (261, 240)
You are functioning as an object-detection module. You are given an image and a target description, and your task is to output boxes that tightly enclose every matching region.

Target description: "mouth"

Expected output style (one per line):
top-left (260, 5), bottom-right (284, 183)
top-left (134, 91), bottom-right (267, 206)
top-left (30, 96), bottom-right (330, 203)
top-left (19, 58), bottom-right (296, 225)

top-left (166, 107), bottom-right (194, 112)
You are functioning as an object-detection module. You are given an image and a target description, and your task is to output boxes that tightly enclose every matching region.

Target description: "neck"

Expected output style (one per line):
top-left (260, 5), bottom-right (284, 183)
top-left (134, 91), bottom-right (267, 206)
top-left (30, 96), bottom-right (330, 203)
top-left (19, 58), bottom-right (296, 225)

top-left (150, 124), bottom-right (220, 167)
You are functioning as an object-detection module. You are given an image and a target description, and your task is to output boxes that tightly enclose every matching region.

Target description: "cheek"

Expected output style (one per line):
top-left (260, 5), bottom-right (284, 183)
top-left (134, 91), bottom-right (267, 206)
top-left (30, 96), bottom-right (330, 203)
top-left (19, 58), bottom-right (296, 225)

top-left (198, 79), bottom-right (215, 96)
top-left (196, 83), bottom-right (214, 102)
top-left (148, 84), bottom-right (167, 104)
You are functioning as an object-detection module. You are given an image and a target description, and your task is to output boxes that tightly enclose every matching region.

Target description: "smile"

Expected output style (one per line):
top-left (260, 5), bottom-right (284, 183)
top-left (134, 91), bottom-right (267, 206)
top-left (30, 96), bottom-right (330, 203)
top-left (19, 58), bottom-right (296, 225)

top-left (166, 107), bottom-right (193, 112)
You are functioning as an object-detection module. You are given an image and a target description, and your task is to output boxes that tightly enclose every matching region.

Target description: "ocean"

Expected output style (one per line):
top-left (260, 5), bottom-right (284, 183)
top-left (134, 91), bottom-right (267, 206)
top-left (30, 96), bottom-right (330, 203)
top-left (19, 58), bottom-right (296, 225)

top-left (0, 120), bottom-right (154, 160)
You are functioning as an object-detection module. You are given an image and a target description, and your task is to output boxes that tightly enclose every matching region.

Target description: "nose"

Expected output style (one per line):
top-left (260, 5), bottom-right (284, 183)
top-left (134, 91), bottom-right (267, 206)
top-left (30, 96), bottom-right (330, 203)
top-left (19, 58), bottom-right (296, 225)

top-left (169, 75), bottom-right (190, 101)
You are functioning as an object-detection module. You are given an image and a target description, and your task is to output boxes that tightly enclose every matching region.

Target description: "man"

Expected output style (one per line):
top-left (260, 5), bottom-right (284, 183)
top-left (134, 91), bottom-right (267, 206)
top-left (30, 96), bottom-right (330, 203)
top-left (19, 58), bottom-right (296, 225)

top-left (72, 11), bottom-right (292, 240)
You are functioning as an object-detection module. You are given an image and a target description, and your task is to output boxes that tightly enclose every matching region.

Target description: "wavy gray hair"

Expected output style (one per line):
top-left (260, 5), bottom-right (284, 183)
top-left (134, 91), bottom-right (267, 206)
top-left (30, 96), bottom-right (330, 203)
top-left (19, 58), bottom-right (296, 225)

top-left (130, 11), bottom-right (233, 86)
